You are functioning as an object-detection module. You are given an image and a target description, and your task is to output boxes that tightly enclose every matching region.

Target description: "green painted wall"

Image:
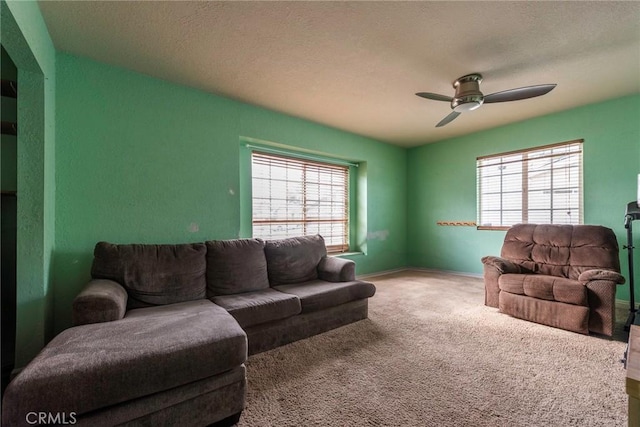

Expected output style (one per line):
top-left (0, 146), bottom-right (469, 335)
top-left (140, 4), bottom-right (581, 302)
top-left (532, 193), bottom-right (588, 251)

top-left (407, 95), bottom-right (640, 301)
top-left (53, 53), bottom-right (407, 333)
top-left (1, 0), bottom-right (56, 366)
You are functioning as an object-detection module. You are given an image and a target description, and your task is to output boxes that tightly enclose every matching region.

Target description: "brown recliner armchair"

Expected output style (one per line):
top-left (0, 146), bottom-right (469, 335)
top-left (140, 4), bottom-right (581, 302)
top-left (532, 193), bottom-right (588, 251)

top-left (482, 224), bottom-right (625, 336)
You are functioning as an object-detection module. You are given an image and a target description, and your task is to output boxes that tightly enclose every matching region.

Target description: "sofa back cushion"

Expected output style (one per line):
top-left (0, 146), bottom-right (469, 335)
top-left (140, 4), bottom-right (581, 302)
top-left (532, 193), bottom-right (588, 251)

top-left (501, 224), bottom-right (620, 280)
top-left (265, 235), bottom-right (327, 285)
top-left (206, 238), bottom-right (270, 296)
top-left (91, 242), bottom-right (207, 306)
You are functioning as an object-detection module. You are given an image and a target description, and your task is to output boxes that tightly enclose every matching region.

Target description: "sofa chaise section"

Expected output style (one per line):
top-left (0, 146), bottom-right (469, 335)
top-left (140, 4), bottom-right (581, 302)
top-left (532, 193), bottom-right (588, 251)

top-left (4, 243), bottom-right (247, 427)
top-left (2, 300), bottom-right (247, 427)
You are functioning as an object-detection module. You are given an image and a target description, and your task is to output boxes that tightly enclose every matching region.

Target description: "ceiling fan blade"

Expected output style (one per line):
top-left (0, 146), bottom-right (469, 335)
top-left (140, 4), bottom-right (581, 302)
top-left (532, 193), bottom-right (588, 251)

top-left (416, 92), bottom-right (453, 102)
top-left (483, 84), bottom-right (556, 103)
top-left (436, 111), bottom-right (461, 127)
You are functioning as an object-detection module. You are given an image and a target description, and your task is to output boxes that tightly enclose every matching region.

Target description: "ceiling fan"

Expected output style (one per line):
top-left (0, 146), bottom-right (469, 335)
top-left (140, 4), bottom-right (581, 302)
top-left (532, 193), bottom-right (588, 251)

top-left (416, 73), bottom-right (556, 127)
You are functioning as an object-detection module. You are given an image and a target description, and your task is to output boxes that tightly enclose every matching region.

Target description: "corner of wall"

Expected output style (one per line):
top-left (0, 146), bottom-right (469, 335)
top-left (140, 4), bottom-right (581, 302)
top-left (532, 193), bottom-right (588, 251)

top-left (2, 0), bottom-right (57, 367)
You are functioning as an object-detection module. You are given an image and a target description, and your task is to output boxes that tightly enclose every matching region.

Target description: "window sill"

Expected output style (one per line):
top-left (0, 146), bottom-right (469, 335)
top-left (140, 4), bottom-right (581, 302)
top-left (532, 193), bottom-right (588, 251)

top-left (477, 226), bottom-right (511, 231)
top-left (329, 251), bottom-right (364, 257)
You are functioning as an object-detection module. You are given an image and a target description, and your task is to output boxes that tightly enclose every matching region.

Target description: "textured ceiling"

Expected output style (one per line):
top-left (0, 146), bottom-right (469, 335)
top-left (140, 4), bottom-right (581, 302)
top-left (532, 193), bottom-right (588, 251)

top-left (38, 1), bottom-right (640, 147)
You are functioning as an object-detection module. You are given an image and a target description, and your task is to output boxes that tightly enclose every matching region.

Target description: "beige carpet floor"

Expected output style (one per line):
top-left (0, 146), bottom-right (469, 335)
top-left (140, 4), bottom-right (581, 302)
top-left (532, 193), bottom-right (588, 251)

top-left (238, 270), bottom-right (629, 426)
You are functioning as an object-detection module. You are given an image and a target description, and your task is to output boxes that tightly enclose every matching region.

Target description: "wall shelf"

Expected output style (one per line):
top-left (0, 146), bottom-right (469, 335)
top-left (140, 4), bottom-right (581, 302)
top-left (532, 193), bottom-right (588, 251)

top-left (436, 221), bottom-right (477, 227)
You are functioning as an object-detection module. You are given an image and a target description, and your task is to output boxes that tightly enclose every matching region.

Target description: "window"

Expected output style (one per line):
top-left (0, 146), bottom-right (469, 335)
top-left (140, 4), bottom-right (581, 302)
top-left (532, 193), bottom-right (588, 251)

top-left (251, 151), bottom-right (350, 253)
top-left (477, 140), bottom-right (583, 229)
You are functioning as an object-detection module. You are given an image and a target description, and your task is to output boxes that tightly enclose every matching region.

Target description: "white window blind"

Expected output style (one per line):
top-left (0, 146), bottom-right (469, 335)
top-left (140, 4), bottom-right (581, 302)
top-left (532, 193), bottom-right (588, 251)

top-left (251, 151), bottom-right (350, 253)
top-left (477, 140), bottom-right (583, 229)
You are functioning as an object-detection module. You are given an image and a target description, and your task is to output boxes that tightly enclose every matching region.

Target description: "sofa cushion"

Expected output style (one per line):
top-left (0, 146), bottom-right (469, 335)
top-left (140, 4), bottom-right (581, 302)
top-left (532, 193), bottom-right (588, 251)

top-left (499, 273), bottom-right (588, 306)
top-left (274, 279), bottom-right (376, 313)
top-left (2, 300), bottom-right (246, 419)
top-left (91, 242), bottom-right (206, 306)
top-left (211, 288), bottom-right (301, 328)
top-left (569, 225), bottom-right (622, 278)
top-left (206, 238), bottom-right (269, 296)
top-left (499, 291), bottom-right (589, 334)
top-left (500, 224), bottom-right (621, 280)
top-left (265, 235), bottom-right (327, 285)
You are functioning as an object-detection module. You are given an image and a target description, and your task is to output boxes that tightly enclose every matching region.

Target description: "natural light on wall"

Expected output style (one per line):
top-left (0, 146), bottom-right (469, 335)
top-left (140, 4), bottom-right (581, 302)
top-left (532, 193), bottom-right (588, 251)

top-left (251, 151), bottom-right (350, 253)
top-left (477, 140), bottom-right (583, 229)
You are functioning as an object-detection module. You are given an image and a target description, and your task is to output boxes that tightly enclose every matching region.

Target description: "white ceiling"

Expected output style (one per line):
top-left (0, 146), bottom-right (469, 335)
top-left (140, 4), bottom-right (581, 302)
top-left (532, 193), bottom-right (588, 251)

top-left (38, 1), bottom-right (640, 147)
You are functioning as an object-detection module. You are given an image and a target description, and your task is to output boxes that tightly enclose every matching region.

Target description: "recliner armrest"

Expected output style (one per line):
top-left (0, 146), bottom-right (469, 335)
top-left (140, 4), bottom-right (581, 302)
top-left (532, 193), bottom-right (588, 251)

top-left (578, 269), bottom-right (626, 284)
top-left (480, 256), bottom-right (522, 274)
top-left (317, 256), bottom-right (356, 282)
top-left (72, 279), bottom-right (128, 326)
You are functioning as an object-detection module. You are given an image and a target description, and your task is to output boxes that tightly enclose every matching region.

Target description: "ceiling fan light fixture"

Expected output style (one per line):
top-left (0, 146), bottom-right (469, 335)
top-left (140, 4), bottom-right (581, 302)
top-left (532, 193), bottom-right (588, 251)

top-left (452, 96), bottom-right (484, 112)
top-left (451, 73), bottom-right (484, 112)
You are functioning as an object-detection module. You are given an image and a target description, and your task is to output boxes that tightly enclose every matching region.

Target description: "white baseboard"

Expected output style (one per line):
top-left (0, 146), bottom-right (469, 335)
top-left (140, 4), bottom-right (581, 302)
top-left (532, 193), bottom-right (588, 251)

top-left (407, 267), bottom-right (483, 279)
top-left (616, 299), bottom-right (637, 310)
top-left (357, 268), bottom-right (409, 280)
top-left (358, 267), bottom-right (483, 280)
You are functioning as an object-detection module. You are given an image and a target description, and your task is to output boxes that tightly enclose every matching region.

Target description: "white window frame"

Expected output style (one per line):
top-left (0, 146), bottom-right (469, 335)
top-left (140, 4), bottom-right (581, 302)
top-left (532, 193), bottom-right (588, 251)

top-left (477, 139), bottom-right (583, 230)
top-left (251, 150), bottom-right (352, 253)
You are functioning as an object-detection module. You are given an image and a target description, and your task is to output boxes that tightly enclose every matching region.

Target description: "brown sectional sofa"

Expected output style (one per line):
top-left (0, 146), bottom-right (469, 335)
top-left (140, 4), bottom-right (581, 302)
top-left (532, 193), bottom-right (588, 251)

top-left (2, 235), bottom-right (375, 426)
top-left (482, 223), bottom-right (625, 335)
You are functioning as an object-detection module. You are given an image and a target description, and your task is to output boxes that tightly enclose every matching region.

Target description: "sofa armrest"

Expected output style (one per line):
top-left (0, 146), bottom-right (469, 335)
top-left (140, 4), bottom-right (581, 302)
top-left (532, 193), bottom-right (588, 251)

top-left (318, 256), bottom-right (356, 282)
top-left (72, 279), bottom-right (128, 326)
top-left (481, 256), bottom-right (524, 308)
top-left (480, 256), bottom-right (522, 274)
top-left (578, 269), bottom-right (626, 284)
top-left (581, 270), bottom-right (625, 336)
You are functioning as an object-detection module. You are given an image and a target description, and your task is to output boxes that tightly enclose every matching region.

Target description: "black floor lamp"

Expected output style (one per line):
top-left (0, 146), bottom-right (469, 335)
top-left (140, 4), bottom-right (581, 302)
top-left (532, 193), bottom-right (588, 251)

top-left (624, 200), bottom-right (640, 330)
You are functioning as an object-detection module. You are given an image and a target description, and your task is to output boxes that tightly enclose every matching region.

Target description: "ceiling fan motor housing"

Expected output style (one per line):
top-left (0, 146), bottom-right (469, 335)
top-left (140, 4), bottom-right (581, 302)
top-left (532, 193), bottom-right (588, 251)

top-left (451, 73), bottom-right (484, 112)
